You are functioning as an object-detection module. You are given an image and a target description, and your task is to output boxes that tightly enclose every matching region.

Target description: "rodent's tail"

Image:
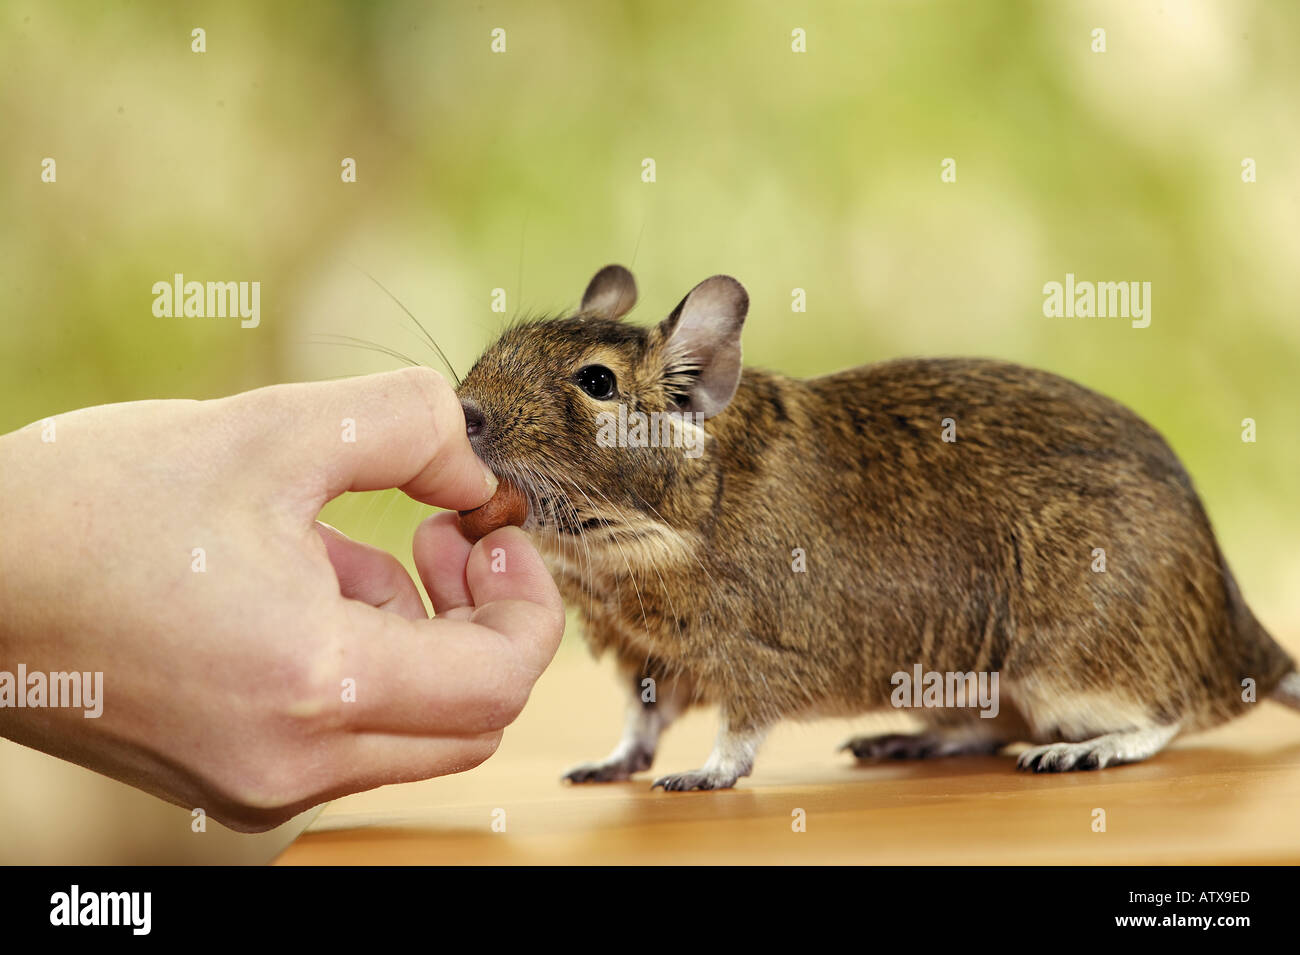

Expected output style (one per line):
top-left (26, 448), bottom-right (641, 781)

top-left (1272, 671), bottom-right (1300, 711)
top-left (1221, 560), bottom-right (1297, 707)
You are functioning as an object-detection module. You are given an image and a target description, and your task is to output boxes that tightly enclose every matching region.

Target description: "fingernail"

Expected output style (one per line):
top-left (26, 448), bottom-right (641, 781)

top-left (480, 461), bottom-right (499, 492)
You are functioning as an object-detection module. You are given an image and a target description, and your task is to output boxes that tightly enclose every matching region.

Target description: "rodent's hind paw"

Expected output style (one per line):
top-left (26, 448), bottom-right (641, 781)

top-left (563, 763), bottom-right (629, 784)
top-left (563, 748), bottom-right (653, 784)
top-left (842, 732), bottom-right (942, 760)
top-left (650, 770), bottom-right (737, 792)
top-left (841, 732), bottom-right (1003, 761)
top-left (1016, 724), bottom-right (1179, 773)
top-left (1016, 742), bottom-right (1106, 773)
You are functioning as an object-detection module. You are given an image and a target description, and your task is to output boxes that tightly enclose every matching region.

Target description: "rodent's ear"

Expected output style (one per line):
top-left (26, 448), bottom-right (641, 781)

top-left (579, 264), bottom-right (638, 320)
top-left (657, 275), bottom-right (748, 419)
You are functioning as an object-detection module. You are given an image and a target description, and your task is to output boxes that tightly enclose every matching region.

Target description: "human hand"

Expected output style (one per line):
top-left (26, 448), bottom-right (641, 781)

top-left (0, 368), bottom-right (564, 831)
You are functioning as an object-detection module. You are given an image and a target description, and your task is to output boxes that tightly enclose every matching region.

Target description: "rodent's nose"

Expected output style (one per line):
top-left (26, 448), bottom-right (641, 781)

top-left (461, 399), bottom-right (486, 438)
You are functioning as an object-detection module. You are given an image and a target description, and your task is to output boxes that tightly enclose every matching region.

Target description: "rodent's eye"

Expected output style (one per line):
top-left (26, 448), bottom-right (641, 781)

top-left (575, 364), bottom-right (617, 400)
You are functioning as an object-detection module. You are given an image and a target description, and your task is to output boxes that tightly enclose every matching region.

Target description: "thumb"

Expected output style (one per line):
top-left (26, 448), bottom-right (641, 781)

top-left (228, 367), bottom-right (499, 512)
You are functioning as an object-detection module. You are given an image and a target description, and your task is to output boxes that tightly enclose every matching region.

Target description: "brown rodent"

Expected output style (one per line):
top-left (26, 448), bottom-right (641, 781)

top-left (455, 264), bottom-right (1300, 791)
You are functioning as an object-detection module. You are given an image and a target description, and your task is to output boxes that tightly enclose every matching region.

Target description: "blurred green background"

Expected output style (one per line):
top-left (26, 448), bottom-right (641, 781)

top-left (3, 0), bottom-right (1298, 633)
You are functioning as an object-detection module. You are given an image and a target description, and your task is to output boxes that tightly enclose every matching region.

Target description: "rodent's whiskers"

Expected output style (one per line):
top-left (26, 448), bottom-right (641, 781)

top-left (525, 460), bottom-right (599, 627)
top-left (513, 459), bottom-right (601, 628)
top-left (304, 333), bottom-right (420, 368)
top-left (511, 457), bottom-right (651, 646)
top-left (347, 264), bottom-right (461, 386)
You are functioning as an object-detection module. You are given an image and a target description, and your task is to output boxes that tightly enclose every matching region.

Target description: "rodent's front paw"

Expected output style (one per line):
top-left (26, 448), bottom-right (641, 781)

top-left (563, 748), bottom-right (653, 784)
top-left (650, 770), bottom-right (738, 792)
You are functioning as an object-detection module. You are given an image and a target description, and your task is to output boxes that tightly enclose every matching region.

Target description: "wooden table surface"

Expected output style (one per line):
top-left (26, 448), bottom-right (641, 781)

top-left (277, 638), bottom-right (1300, 865)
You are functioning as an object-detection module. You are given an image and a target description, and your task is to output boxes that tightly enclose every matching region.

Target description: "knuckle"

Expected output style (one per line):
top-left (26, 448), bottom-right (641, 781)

top-left (222, 754), bottom-right (313, 816)
top-left (275, 643), bottom-right (347, 732)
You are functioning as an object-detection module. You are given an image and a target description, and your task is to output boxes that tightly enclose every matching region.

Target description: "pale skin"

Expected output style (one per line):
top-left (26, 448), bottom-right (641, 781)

top-left (0, 367), bottom-right (565, 832)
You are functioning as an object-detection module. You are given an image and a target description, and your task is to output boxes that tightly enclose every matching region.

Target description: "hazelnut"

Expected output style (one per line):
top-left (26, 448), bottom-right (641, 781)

top-left (457, 475), bottom-right (528, 542)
